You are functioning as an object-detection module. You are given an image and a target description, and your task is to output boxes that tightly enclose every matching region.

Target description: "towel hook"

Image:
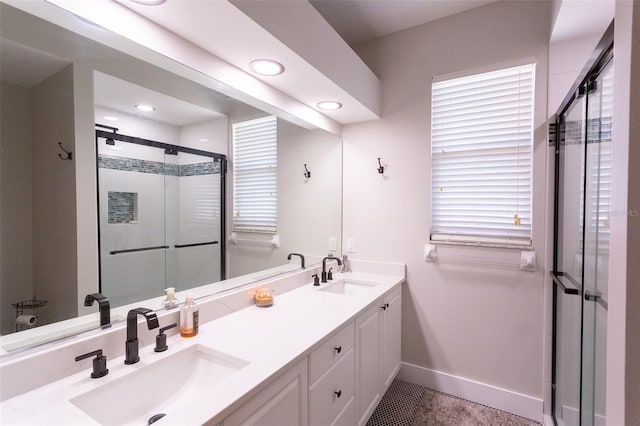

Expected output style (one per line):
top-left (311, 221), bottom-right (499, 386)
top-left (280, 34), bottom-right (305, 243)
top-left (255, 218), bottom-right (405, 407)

top-left (304, 164), bottom-right (311, 179)
top-left (377, 157), bottom-right (384, 174)
top-left (58, 142), bottom-right (72, 160)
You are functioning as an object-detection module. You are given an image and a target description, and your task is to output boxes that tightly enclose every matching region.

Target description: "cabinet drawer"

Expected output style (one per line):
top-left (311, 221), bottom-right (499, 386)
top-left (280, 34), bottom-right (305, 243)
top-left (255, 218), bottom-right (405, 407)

top-left (309, 348), bottom-right (355, 426)
top-left (309, 321), bottom-right (354, 384)
top-left (332, 397), bottom-right (355, 426)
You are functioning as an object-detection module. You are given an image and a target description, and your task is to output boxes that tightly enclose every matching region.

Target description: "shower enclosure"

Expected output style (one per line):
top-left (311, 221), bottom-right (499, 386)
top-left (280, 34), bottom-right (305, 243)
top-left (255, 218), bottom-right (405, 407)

top-left (96, 129), bottom-right (226, 307)
top-left (550, 27), bottom-right (613, 426)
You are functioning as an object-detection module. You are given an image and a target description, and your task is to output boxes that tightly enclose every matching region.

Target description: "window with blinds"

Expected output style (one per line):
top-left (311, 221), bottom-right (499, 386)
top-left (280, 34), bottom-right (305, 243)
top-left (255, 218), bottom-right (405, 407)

top-left (430, 63), bottom-right (535, 247)
top-left (232, 116), bottom-right (277, 233)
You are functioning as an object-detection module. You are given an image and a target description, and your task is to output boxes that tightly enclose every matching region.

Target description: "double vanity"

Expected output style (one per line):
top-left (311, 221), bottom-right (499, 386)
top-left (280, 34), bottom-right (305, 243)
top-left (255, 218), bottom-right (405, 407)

top-left (0, 260), bottom-right (404, 425)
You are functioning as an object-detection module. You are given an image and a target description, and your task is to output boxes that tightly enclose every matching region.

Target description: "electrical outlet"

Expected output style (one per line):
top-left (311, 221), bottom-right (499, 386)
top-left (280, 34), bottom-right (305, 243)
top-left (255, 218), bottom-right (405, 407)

top-left (329, 237), bottom-right (337, 251)
top-left (347, 238), bottom-right (356, 253)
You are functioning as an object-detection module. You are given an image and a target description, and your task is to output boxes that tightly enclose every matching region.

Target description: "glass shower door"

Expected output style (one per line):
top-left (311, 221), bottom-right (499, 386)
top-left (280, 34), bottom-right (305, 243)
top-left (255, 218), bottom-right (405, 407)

top-left (97, 132), bottom-right (226, 307)
top-left (167, 151), bottom-right (223, 291)
top-left (552, 52), bottom-right (612, 426)
top-left (553, 92), bottom-right (585, 426)
top-left (580, 59), bottom-right (612, 426)
top-left (97, 136), bottom-right (168, 307)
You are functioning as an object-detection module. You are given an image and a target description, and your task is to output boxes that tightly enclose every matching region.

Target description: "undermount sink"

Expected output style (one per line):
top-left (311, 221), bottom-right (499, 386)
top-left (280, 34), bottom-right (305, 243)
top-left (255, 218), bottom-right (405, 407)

top-left (320, 279), bottom-right (378, 296)
top-left (70, 344), bottom-right (249, 425)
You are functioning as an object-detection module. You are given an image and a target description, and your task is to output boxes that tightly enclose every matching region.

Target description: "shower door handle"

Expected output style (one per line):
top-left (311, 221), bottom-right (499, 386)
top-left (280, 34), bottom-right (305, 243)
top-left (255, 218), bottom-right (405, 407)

top-left (585, 291), bottom-right (608, 310)
top-left (549, 271), bottom-right (580, 295)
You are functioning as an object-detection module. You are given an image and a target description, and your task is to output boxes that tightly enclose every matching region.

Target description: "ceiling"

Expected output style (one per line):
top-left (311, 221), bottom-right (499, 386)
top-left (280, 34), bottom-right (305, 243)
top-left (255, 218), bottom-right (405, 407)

top-left (310, 0), bottom-right (498, 46)
top-left (108, 0), bottom-right (498, 126)
top-left (93, 72), bottom-right (224, 127)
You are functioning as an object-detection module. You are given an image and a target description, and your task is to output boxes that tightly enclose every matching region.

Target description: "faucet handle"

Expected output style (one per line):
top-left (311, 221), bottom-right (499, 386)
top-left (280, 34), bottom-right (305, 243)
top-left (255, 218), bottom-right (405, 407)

top-left (155, 323), bottom-right (177, 352)
top-left (328, 267), bottom-right (333, 281)
top-left (312, 274), bottom-right (320, 286)
top-left (75, 349), bottom-right (108, 378)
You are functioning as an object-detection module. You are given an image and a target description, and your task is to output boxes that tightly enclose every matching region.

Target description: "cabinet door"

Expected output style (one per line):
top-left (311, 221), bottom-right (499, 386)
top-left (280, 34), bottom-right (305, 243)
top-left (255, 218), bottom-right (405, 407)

top-left (223, 359), bottom-right (308, 426)
top-left (381, 288), bottom-right (402, 389)
top-left (355, 304), bottom-right (382, 426)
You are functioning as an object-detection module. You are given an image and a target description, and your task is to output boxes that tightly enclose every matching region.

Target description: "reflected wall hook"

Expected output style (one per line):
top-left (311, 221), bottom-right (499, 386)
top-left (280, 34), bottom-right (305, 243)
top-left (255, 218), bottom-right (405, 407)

top-left (377, 157), bottom-right (384, 174)
top-left (304, 164), bottom-right (311, 179)
top-left (58, 142), bottom-right (72, 160)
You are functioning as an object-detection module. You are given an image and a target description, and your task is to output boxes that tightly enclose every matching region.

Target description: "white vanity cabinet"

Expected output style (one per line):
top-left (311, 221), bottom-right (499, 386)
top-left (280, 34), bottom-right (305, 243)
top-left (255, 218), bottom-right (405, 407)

top-left (381, 287), bottom-right (402, 389)
top-left (308, 322), bottom-right (356, 426)
top-left (356, 286), bottom-right (402, 425)
top-left (222, 358), bottom-right (308, 426)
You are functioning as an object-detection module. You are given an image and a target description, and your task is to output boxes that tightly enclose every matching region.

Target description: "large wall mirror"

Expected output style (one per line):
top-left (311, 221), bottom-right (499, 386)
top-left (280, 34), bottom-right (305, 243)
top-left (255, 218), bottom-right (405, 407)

top-left (0, 2), bottom-right (342, 354)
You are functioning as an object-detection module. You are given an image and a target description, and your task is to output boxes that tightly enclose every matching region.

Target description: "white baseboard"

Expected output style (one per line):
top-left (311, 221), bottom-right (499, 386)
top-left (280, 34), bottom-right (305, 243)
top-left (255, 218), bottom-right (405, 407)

top-left (397, 362), bottom-right (543, 422)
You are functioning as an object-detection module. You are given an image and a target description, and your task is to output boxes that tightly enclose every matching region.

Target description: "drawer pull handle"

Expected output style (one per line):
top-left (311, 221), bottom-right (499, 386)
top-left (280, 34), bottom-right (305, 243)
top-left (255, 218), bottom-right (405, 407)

top-left (334, 346), bottom-right (342, 354)
top-left (381, 305), bottom-right (387, 311)
top-left (334, 390), bottom-right (342, 398)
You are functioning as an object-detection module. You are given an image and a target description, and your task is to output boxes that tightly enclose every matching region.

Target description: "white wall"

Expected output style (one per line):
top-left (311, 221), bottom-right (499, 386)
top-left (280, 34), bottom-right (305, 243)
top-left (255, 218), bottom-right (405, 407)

top-left (343, 0), bottom-right (552, 414)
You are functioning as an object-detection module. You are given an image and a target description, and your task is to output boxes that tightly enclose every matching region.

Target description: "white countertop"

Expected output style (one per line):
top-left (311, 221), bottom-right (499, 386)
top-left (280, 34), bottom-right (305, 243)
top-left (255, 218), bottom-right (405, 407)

top-left (0, 270), bottom-right (404, 425)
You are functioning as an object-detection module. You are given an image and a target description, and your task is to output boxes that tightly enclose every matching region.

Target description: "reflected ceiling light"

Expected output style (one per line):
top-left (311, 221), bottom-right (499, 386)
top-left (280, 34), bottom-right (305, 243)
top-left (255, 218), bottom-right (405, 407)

top-left (135, 104), bottom-right (156, 112)
top-left (317, 101), bottom-right (343, 110)
top-left (129, 0), bottom-right (167, 5)
top-left (104, 116), bottom-right (119, 121)
top-left (199, 138), bottom-right (209, 142)
top-left (249, 59), bottom-right (284, 76)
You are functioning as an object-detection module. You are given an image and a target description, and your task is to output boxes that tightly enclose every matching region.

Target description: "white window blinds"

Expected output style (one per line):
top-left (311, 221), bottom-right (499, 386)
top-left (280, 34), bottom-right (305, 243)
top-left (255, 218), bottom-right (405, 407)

top-left (232, 116), bottom-right (277, 233)
top-left (430, 63), bottom-right (535, 246)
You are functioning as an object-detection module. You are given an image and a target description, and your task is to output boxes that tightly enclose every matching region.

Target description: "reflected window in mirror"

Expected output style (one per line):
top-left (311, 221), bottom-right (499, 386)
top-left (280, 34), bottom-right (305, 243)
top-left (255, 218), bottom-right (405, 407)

top-left (232, 116), bottom-right (278, 234)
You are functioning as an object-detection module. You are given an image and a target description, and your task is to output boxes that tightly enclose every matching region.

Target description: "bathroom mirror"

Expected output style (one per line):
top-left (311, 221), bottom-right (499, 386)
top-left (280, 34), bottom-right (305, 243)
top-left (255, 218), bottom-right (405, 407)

top-left (0, 2), bottom-right (342, 353)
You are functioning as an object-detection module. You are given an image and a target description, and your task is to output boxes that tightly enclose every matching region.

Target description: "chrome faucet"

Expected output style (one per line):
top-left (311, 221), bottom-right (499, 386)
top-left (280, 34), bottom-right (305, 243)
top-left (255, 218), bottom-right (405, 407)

top-left (84, 293), bottom-right (110, 327)
top-left (125, 308), bottom-right (159, 365)
top-left (287, 252), bottom-right (305, 269)
top-left (321, 256), bottom-right (342, 283)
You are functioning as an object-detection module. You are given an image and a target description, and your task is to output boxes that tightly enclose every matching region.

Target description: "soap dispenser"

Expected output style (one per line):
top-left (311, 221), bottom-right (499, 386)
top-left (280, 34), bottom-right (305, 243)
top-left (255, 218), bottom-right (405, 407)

top-left (180, 293), bottom-right (199, 337)
top-left (162, 287), bottom-right (179, 309)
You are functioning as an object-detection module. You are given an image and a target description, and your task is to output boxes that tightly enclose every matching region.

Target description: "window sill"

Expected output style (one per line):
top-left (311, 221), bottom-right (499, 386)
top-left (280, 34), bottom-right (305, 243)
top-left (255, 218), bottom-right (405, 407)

top-left (430, 235), bottom-right (532, 250)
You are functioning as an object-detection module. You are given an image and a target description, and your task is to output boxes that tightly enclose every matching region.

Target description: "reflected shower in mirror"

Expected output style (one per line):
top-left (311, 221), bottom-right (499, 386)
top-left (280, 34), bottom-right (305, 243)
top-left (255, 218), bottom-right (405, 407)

top-left (0, 3), bottom-right (342, 353)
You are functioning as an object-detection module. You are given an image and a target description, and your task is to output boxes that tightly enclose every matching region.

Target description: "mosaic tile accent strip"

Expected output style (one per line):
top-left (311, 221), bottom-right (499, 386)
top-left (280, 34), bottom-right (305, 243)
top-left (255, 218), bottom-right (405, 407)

top-left (108, 191), bottom-right (137, 224)
top-left (180, 161), bottom-right (219, 176)
top-left (552, 116), bottom-right (612, 147)
top-left (99, 154), bottom-right (220, 176)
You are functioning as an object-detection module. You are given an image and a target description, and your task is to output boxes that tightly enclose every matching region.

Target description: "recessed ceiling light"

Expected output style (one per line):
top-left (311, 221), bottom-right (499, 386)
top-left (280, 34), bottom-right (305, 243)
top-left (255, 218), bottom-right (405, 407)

top-left (104, 116), bottom-right (119, 121)
top-left (135, 104), bottom-right (156, 112)
top-left (317, 101), bottom-right (343, 111)
top-left (199, 138), bottom-right (209, 142)
top-left (249, 59), bottom-right (285, 76)
top-left (129, 0), bottom-right (167, 5)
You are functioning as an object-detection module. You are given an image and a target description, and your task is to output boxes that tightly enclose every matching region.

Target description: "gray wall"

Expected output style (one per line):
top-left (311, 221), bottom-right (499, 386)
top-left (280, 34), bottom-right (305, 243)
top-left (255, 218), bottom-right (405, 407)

top-left (0, 82), bottom-right (34, 334)
top-left (32, 65), bottom-right (78, 325)
top-left (343, 0), bottom-right (552, 401)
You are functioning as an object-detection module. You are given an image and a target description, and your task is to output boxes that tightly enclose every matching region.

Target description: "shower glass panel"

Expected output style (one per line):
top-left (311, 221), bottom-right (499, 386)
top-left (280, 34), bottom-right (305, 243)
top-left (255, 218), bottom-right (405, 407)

top-left (165, 151), bottom-right (223, 291)
top-left (97, 136), bottom-right (169, 307)
top-left (552, 46), bottom-right (612, 426)
top-left (96, 131), bottom-right (225, 308)
top-left (554, 92), bottom-right (585, 426)
top-left (580, 60), bottom-right (612, 426)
